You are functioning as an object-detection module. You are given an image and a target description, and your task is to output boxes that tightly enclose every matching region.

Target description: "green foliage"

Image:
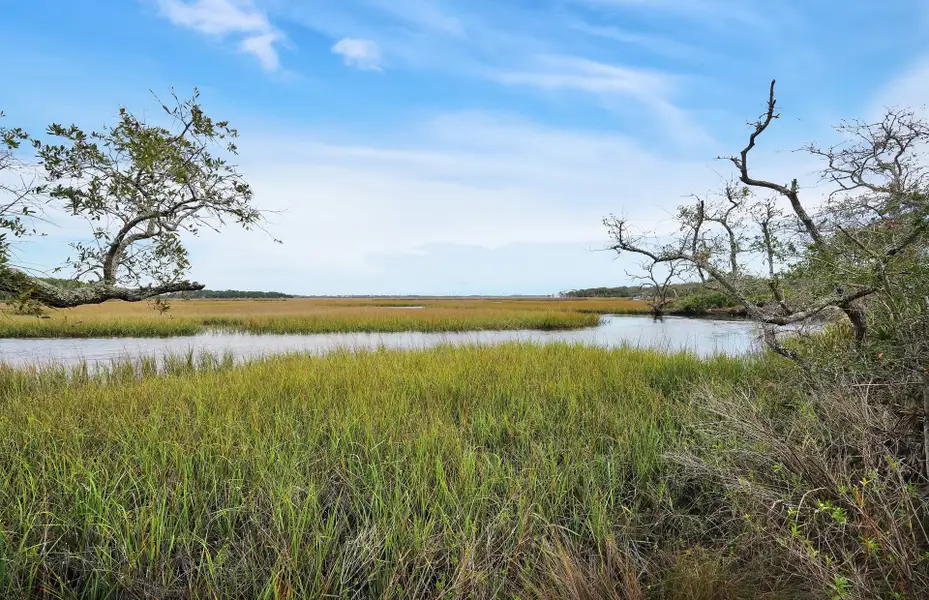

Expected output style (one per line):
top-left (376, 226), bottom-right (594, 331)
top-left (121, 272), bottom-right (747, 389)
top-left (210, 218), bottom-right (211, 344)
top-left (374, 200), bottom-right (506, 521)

top-left (0, 111), bottom-right (42, 273)
top-left (1, 92), bottom-right (272, 310)
top-left (148, 295), bottom-right (172, 316)
top-left (676, 272), bottom-right (929, 599)
top-left (672, 290), bottom-right (734, 315)
top-left (35, 89), bottom-right (263, 290)
top-left (562, 282), bottom-right (709, 299)
top-left (561, 286), bottom-right (640, 298)
top-left (5, 291), bottom-right (47, 317)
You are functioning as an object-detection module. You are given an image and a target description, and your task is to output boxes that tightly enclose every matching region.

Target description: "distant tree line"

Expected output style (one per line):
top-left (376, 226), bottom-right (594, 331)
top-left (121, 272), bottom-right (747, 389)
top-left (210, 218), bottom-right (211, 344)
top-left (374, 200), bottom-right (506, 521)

top-left (163, 289), bottom-right (293, 299)
top-left (1, 279), bottom-right (293, 302)
top-left (560, 283), bottom-right (710, 298)
top-left (560, 286), bottom-right (640, 298)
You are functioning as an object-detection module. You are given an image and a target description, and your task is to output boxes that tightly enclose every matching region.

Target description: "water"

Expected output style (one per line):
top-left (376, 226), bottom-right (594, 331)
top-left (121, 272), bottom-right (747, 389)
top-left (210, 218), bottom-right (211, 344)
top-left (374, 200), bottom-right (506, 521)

top-left (377, 305), bottom-right (425, 309)
top-left (0, 315), bottom-right (764, 367)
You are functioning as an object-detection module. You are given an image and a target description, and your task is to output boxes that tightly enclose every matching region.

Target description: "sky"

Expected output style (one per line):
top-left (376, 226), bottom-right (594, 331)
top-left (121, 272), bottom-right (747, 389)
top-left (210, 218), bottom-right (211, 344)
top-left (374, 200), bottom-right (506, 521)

top-left (1, 0), bottom-right (928, 296)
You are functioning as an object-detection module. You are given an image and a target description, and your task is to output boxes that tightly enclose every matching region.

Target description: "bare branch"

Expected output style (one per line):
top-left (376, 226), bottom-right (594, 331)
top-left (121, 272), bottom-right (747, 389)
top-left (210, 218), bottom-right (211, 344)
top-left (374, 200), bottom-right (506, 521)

top-left (608, 81), bottom-right (928, 360)
top-left (725, 80), bottom-right (826, 249)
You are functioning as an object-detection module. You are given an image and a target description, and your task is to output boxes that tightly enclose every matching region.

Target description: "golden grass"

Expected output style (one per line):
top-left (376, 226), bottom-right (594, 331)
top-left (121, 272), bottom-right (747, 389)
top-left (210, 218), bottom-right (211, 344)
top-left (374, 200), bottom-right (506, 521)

top-left (0, 297), bottom-right (650, 337)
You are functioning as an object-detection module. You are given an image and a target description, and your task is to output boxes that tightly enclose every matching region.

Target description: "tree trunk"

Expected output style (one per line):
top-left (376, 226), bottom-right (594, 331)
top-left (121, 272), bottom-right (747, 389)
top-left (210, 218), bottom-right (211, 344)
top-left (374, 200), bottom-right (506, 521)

top-left (0, 269), bottom-right (204, 308)
top-left (841, 302), bottom-right (868, 345)
top-left (923, 381), bottom-right (929, 483)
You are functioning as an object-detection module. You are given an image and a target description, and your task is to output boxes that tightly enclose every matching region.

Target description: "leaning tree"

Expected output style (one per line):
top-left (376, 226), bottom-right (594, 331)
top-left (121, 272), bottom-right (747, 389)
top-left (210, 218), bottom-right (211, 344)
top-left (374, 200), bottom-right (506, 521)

top-left (0, 90), bottom-right (267, 308)
top-left (606, 80), bottom-right (929, 358)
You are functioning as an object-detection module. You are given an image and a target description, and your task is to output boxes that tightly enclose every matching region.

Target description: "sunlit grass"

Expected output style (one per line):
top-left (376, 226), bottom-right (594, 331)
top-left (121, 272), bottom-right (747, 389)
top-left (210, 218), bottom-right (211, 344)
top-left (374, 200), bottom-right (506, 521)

top-left (0, 297), bottom-right (649, 338)
top-left (0, 343), bottom-right (766, 597)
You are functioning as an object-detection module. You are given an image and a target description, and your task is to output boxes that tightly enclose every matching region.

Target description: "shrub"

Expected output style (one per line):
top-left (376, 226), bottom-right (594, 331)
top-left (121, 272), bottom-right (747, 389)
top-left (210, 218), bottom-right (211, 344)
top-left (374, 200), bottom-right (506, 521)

top-left (676, 332), bottom-right (929, 598)
top-left (673, 291), bottom-right (733, 315)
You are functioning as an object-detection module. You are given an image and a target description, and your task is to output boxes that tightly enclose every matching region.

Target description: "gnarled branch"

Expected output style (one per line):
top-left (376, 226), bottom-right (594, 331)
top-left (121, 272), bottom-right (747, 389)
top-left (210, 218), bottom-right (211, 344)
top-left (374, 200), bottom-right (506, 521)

top-left (725, 80), bottom-right (826, 249)
top-left (0, 269), bottom-right (204, 308)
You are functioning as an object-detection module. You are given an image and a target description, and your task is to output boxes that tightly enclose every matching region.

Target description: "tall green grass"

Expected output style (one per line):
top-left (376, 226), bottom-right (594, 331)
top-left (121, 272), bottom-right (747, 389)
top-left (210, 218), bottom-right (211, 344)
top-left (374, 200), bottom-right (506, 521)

top-left (0, 344), bottom-right (765, 598)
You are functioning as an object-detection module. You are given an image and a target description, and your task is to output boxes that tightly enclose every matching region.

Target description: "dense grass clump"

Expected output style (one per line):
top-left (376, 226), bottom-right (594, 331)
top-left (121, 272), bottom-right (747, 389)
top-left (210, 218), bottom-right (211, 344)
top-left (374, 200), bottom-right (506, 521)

top-left (0, 316), bottom-right (207, 338)
top-left (0, 344), bottom-right (759, 598)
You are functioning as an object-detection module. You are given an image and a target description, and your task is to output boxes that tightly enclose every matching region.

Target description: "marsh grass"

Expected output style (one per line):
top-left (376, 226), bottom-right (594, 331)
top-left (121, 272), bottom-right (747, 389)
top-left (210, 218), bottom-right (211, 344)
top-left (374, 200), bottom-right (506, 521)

top-left (0, 298), bottom-right (647, 338)
top-left (0, 343), bottom-right (762, 598)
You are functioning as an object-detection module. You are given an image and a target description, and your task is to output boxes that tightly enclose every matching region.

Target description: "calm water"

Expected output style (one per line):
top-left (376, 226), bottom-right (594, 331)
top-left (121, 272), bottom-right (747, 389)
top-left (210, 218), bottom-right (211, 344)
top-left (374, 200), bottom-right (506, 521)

top-left (0, 315), bottom-right (764, 367)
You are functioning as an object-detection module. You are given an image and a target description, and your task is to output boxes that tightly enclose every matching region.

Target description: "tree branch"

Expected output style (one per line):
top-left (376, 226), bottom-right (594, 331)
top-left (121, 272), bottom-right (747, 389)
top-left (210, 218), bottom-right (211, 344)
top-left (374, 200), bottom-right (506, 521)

top-left (0, 269), bottom-right (204, 308)
top-left (726, 80), bottom-right (826, 248)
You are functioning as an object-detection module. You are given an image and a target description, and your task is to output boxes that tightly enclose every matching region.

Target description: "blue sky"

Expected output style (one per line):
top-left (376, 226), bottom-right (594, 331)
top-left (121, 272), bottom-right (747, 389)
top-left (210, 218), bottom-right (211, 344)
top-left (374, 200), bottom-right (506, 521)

top-left (2, 0), bottom-right (928, 295)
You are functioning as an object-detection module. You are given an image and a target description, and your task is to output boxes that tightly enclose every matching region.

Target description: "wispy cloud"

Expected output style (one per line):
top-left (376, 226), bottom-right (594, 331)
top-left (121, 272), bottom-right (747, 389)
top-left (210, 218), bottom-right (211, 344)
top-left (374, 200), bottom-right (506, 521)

top-left (189, 109), bottom-right (722, 286)
top-left (567, 0), bottom-right (765, 26)
top-left (277, 0), bottom-right (474, 72)
top-left (361, 0), bottom-right (464, 36)
top-left (332, 38), bottom-right (383, 71)
top-left (871, 55), bottom-right (929, 117)
top-left (239, 32), bottom-right (282, 70)
top-left (570, 21), bottom-right (704, 61)
top-left (278, 1), bottom-right (717, 146)
top-left (493, 56), bottom-right (710, 146)
top-left (180, 102), bottom-right (824, 294)
top-left (495, 56), bottom-right (676, 97)
top-left (156, 0), bottom-right (284, 71)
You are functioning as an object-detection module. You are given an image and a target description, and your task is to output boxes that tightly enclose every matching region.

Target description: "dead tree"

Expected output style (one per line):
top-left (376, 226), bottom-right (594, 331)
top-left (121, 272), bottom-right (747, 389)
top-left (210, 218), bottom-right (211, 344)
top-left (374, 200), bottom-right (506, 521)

top-left (606, 80), bottom-right (929, 358)
top-left (627, 260), bottom-right (682, 318)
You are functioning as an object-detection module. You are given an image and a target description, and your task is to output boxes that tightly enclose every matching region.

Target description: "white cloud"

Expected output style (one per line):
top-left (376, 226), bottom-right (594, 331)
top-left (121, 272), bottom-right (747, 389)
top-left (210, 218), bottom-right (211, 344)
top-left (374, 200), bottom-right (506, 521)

top-left (239, 32), bottom-right (281, 71)
top-left (493, 56), bottom-right (710, 146)
top-left (331, 38), bottom-right (383, 71)
top-left (274, 1), bottom-right (746, 151)
top-left (156, 0), bottom-right (284, 71)
top-left (362, 0), bottom-right (464, 36)
top-left (177, 110), bottom-right (736, 292)
top-left (567, 0), bottom-right (766, 27)
top-left (495, 56), bottom-right (675, 96)
top-left (570, 22), bottom-right (705, 61)
top-left (12, 104), bottom-right (833, 295)
top-left (157, 0), bottom-right (266, 34)
top-left (871, 56), bottom-right (929, 117)
top-left (164, 97), bottom-right (837, 295)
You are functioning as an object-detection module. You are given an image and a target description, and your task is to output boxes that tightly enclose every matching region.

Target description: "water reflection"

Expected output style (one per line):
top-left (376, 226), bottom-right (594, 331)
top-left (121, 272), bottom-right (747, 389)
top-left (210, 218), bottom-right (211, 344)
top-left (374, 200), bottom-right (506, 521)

top-left (0, 315), bottom-right (764, 367)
